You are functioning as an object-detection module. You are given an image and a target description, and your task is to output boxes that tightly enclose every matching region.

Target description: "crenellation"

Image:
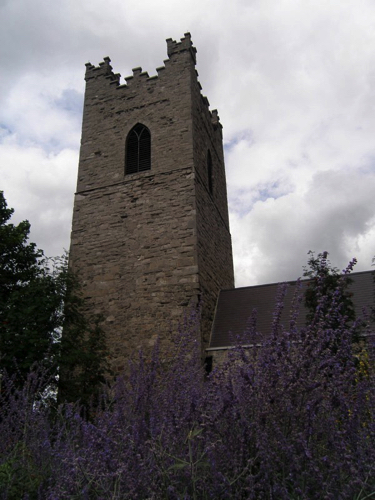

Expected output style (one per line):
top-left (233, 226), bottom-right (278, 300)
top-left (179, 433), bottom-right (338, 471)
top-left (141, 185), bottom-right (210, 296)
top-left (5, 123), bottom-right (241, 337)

top-left (201, 95), bottom-right (210, 107)
top-left (85, 57), bottom-right (121, 85)
top-left (211, 109), bottom-right (222, 129)
top-left (109, 73), bottom-right (121, 86)
top-left (166, 32), bottom-right (196, 63)
top-left (83, 44), bottom-right (218, 140)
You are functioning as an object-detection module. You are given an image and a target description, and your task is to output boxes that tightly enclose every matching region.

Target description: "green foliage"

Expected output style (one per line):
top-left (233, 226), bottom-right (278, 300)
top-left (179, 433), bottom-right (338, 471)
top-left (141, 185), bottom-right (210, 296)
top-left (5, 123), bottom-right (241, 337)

top-left (0, 442), bottom-right (46, 500)
top-left (303, 251), bottom-right (356, 329)
top-left (0, 191), bottom-right (109, 405)
top-left (0, 191), bottom-right (60, 381)
top-left (57, 265), bottom-right (110, 406)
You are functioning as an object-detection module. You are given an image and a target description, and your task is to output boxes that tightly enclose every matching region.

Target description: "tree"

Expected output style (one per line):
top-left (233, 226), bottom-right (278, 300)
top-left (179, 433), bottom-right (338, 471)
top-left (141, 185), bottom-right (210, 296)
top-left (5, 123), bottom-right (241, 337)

top-left (0, 191), bottom-right (109, 404)
top-left (57, 264), bottom-right (110, 406)
top-left (303, 251), bottom-right (356, 324)
top-left (302, 251), bottom-right (366, 357)
top-left (0, 191), bottom-right (61, 381)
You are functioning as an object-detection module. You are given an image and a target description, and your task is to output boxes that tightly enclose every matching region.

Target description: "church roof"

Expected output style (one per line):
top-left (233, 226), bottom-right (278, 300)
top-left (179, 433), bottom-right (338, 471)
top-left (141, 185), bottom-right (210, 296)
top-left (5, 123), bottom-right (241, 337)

top-left (208, 270), bottom-right (375, 350)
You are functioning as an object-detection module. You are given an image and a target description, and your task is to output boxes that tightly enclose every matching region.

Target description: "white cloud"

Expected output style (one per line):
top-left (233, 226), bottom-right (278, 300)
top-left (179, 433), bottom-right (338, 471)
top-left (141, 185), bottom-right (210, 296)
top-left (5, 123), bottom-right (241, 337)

top-left (231, 167), bottom-right (375, 286)
top-left (1, 0), bottom-right (375, 285)
top-left (1, 137), bottom-right (77, 257)
top-left (2, 74), bottom-right (82, 150)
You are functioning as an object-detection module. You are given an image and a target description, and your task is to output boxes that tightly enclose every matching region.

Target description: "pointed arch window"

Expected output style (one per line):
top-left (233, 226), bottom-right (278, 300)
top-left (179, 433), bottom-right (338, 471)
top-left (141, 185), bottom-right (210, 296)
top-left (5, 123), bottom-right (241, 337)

top-left (207, 150), bottom-right (213, 194)
top-left (125, 123), bottom-right (151, 175)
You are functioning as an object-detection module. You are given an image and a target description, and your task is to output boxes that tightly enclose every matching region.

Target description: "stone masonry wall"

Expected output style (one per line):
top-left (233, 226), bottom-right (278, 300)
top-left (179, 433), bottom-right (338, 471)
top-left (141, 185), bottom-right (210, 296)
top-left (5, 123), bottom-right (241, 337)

top-left (191, 68), bottom-right (235, 348)
top-left (69, 33), bottom-right (234, 371)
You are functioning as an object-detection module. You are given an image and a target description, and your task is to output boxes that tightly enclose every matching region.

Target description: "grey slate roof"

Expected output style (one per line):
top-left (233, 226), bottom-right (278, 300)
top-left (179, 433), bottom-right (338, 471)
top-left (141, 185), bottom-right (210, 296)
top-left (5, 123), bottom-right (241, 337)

top-left (208, 270), bottom-right (375, 350)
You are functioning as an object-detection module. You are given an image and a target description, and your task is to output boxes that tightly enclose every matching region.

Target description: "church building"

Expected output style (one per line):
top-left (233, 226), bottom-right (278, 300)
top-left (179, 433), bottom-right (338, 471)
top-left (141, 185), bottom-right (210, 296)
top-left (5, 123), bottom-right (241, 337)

top-left (69, 33), bottom-right (234, 372)
top-left (70, 33), bottom-right (374, 373)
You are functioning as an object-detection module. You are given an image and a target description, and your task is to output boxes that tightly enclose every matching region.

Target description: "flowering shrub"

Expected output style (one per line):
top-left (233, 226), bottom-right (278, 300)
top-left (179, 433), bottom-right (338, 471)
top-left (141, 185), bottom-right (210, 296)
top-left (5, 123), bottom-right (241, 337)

top-left (0, 265), bottom-right (374, 499)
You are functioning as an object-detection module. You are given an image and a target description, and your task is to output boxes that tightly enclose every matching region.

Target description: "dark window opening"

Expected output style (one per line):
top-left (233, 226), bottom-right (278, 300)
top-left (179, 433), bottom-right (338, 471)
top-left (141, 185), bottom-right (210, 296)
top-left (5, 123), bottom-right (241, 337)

top-left (126, 124), bottom-right (151, 175)
top-left (205, 356), bottom-right (213, 375)
top-left (207, 150), bottom-right (213, 194)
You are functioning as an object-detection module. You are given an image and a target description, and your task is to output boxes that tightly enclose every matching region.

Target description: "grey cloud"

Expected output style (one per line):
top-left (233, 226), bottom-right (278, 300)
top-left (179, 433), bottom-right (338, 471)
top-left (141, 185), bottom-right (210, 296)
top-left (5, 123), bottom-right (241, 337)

top-left (1, 0), bottom-right (375, 286)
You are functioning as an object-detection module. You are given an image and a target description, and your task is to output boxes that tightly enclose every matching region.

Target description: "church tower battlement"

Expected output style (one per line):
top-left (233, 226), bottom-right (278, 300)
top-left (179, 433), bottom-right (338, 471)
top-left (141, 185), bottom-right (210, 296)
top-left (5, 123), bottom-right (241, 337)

top-left (70, 33), bottom-right (234, 372)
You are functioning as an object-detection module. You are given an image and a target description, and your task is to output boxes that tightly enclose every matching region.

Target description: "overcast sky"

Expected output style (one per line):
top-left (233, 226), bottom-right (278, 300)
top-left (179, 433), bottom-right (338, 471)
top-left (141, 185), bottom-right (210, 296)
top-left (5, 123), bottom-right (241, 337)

top-left (1, 0), bottom-right (375, 286)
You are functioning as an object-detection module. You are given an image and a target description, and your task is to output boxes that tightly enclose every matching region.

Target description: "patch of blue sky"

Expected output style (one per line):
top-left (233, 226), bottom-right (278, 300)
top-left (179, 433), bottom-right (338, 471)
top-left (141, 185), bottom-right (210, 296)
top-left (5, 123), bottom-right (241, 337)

top-left (54, 89), bottom-right (83, 116)
top-left (228, 186), bottom-right (260, 215)
top-left (256, 184), bottom-right (281, 202)
top-left (45, 136), bottom-right (73, 152)
top-left (358, 154), bottom-right (375, 174)
top-left (0, 124), bottom-right (12, 141)
top-left (229, 181), bottom-right (291, 217)
top-left (224, 129), bottom-right (254, 152)
top-left (4, 129), bottom-right (75, 155)
top-left (229, 195), bottom-right (252, 218)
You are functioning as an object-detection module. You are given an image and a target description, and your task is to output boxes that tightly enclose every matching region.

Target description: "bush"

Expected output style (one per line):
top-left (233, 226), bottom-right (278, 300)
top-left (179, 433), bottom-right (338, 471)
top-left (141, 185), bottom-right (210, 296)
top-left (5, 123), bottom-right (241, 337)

top-left (0, 191), bottom-right (109, 405)
top-left (0, 264), bottom-right (374, 499)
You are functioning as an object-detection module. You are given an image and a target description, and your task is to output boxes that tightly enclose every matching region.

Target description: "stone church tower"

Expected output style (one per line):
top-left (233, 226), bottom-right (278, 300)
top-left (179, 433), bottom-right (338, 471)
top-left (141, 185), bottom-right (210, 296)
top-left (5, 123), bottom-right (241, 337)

top-left (69, 33), bottom-right (234, 372)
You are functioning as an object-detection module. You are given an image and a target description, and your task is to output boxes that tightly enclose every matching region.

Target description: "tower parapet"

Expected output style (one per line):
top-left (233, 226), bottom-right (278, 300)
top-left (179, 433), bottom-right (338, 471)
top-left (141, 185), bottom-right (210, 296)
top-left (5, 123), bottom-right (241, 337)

top-left (81, 35), bottom-right (220, 129)
top-left (166, 32), bottom-right (197, 63)
top-left (85, 57), bottom-right (121, 85)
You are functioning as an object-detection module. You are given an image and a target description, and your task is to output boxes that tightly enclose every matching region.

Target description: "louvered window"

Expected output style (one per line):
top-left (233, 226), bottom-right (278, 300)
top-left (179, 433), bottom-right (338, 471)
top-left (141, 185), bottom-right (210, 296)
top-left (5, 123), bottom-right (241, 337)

top-left (207, 150), bottom-right (213, 194)
top-left (125, 124), bottom-right (151, 175)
